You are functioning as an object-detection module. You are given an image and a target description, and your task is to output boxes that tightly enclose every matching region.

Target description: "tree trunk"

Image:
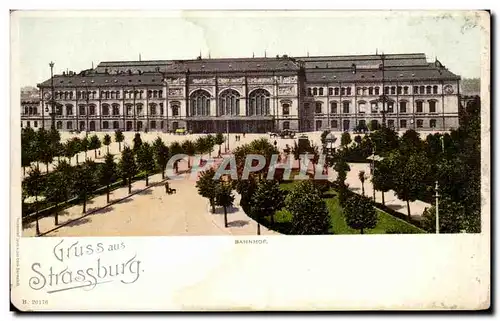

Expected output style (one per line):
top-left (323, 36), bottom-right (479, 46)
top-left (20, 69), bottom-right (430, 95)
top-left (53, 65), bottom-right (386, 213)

top-left (406, 200), bottom-right (411, 219)
top-left (82, 192), bottom-right (87, 213)
top-left (37, 162), bottom-right (40, 171)
top-left (35, 198), bottom-right (40, 236)
top-left (257, 222), bottom-right (261, 235)
top-left (54, 207), bottom-right (59, 226)
top-left (119, 142), bottom-right (122, 152)
top-left (128, 177), bottom-right (132, 194)
top-left (360, 228), bottom-right (364, 234)
top-left (382, 192), bottom-right (385, 206)
top-left (188, 156), bottom-right (191, 169)
top-left (211, 199), bottom-right (215, 213)
top-left (161, 168), bottom-right (165, 179)
top-left (76, 154), bottom-right (79, 164)
top-left (145, 172), bottom-right (149, 186)
top-left (68, 157), bottom-right (71, 165)
top-left (23, 167), bottom-right (26, 176)
top-left (46, 163), bottom-right (49, 174)
top-left (361, 182), bottom-right (365, 196)
top-left (107, 146), bottom-right (110, 154)
top-left (94, 149), bottom-right (97, 158)
top-left (271, 212), bottom-right (275, 225)
top-left (218, 145), bottom-right (221, 157)
top-left (106, 184), bottom-right (110, 203)
top-left (224, 206), bottom-right (228, 227)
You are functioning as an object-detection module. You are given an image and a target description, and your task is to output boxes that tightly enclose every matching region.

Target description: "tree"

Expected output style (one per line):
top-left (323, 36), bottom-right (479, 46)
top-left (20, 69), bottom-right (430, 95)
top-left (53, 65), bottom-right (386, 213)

top-left (73, 160), bottom-right (98, 214)
top-left (103, 134), bottom-right (112, 154)
top-left (153, 139), bottom-right (169, 179)
top-left (48, 127), bottom-right (62, 163)
top-left (333, 154), bottom-right (351, 206)
top-left (196, 168), bottom-right (219, 213)
top-left (45, 160), bottom-right (72, 225)
top-left (251, 180), bottom-right (285, 233)
top-left (285, 181), bottom-right (331, 235)
top-left (205, 134), bottom-right (215, 157)
top-left (80, 136), bottom-right (89, 160)
top-left (36, 128), bottom-right (54, 174)
top-left (132, 132), bottom-right (143, 155)
top-left (24, 166), bottom-right (43, 235)
top-left (399, 129), bottom-right (424, 155)
top-left (214, 133), bottom-right (225, 157)
top-left (115, 130), bottom-right (125, 152)
top-left (194, 137), bottom-right (207, 156)
top-left (98, 153), bottom-right (117, 203)
top-left (21, 143), bottom-right (33, 176)
top-left (340, 132), bottom-right (352, 148)
top-left (119, 146), bottom-right (137, 194)
top-left (369, 126), bottom-right (399, 156)
top-left (354, 135), bottom-right (362, 146)
top-left (371, 158), bottom-right (394, 205)
top-left (89, 134), bottom-right (102, 158)
top-left (422, 197), bottom-right (466, 233)
top-left (181, 140), bottom-right (196, 169)
top-left (358, 170), bottom-right (366, 196)
top-left (136, 142), bottom-right (155, 186)
top-left (215, 182), bottom-right (235, 228)
top-left (391, 152), bottom-right (431, 219)
top-left (320, 130), bottom-right (330, 147)
top-left (343, 194), bottom-right (377, 234)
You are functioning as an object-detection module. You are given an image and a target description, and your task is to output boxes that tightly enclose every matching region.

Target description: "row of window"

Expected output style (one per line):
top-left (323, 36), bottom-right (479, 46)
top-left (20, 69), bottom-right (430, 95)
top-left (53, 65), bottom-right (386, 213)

top-left (49, 102), bottom-right (182, 117)
top-left (22, 120), bottom-right (178, 131)
top-left (54, 90), bottom-right (164, 100)
top-left (313, 118), bottom-right (439, 130)
top-left (311, 100), bottom-right (438, 114)
top-left (307, 85), bottom-right (441, 97)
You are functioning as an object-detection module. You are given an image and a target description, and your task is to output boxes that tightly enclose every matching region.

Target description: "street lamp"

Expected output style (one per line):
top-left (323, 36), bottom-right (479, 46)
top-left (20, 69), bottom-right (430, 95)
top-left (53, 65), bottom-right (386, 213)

top-left (379, 53), bottom-right (387, 128)
top-left (49, 61), bottom-right (56, 130)
top-left (435, 180), bottom-right (440, 234)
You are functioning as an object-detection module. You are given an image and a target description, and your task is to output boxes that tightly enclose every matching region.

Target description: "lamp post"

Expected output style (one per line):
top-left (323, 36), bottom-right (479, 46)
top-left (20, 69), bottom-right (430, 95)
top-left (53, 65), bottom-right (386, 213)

top-left (435, 180), bottom-right (440, 234)
top-left (379, 53), bottom-right (387, 128)
top-left (86, 85), bottom-right (90, 137)
top-left (49, 61), bottom-right (56, 130)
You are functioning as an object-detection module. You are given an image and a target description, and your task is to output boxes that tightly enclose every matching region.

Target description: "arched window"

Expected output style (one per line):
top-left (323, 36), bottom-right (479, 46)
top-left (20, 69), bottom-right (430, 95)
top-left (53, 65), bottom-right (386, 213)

top-left (403, 86), bottom-right (409, 95)
top-left (433, 85), bottom-right (438, 94)
top-left (112, 104), bottom-right (120, 116)
top-left (56, 121), bottom-right (62, 129)
top-left (102, 104), bottom-right (110, 116)
top-left (148, 90), bottom-right (152, 98)
top-left (330, 102), bottom-right (338, 114)
top-left (69, 92), bottom-right (73, 99)
top-left (158, 90), bottom-right (163, 98)
top-left (313, 88), bottom-right (318, 96)
top-left (150, 103), bottom-right (157, 115)
top-left (419, 86), bottom-right (425, 94)
top-left (334, 88), bottom-right (339, 96)
top-left (110, 91), bottom-right (115, 99)
top-left (79, 105), bottom-right (86, 115)
top-left (416, 101), bottom-right (424, 113)
top-left (374, 87), bottom-right (380, 95)
top-left (136, 103), bottom-right (143, 115)
top-left (358, 101), bottom-right (366, 113)
top-left (125, 104), bottom-right (133, 116)
top-left (347, 87), bottom-right (352, 95)
top-left (248, 89), bottom-right (271, 116)
top-left (106, 91), bottom-right (110, 99)
top-left (116, 91), bottom-right (120, 99)
top-left (33, 107), bottom-right (38, 115)
top-left (218, 89), bottom-right (240, 116)
top-left (67, 121), bottom-right (73, 130)
top-left (368, 87), bottom-right (373, 95)
top-left (426, 86), bottom-right (432, 94)
top-left (319, 88), bottom-right (324, 96)
top-left (190, 90), bottom-right (211, 116)
top-left (89, 104), bottom-right (96, 115)
top-left (391, 86), bottom-right (396, 95)
top-left (282, 103), bottom-right (290, 115)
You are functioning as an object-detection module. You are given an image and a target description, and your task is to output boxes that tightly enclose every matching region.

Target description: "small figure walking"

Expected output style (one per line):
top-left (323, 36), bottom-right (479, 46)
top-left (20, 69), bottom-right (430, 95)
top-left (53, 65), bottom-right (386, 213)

top-left (164, 181), bottom-right (170, 194)
top-left (274, 140), bottom-right (277, 148)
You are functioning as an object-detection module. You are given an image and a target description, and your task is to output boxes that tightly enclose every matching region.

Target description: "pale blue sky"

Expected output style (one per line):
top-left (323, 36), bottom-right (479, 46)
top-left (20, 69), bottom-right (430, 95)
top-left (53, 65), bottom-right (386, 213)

top-left (14, 11), bottom-right (485, 87)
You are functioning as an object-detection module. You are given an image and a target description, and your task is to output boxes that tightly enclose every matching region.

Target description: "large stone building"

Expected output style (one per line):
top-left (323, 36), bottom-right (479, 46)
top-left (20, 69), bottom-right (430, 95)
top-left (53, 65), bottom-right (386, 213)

top-left (22, 53), bottom-right (461, 133)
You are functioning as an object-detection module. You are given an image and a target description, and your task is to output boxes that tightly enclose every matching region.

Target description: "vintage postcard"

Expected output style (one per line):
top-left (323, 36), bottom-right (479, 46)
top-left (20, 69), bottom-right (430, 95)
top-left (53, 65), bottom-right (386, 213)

top-left (10, 10), bottom-right (490, 311)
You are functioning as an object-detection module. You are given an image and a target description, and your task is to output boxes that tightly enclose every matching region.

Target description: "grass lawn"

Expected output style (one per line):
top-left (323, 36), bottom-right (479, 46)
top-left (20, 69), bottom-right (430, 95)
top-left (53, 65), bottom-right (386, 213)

top-left (276, 182), bottom-right (425, 234)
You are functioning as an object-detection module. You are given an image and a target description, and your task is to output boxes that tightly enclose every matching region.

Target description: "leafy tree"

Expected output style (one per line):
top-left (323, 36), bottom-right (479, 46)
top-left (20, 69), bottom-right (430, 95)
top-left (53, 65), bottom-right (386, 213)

top-left (24, 166), bottom-right (43, 235)
top-left (98, 153), bottom-right (117, 203)
top-left (205, 134), bottom-right (215, 157)
top-left (80, 136), bottom-right (89, 160)
top-left (214, 133), bottom-right (225, 157)
top-left (358, 170), bottom-right (366, 196)
top-left (399, 129), bottom-right (424, 155)
top-left (354, 135), bottom-right (362, 146)
top-left (103, 134), bottom-right (112, 154)
top-left (196, 168), bottom-right (219, 213)
top-left (370, 126), bottom-right (399, 156)
top-left (194, 137), bottom-right (207, 156)
top-left (371, 157), bottom-right (394, 205)
top-left (285, 181), bottom-right (331, 235)
top-left (73, 160), bottom-right (98, 213)
top-left (21, 143), bottom-right (33, 176)
top-left (391, 152), bottom-right (431, 219)
top-left (422, 197), bottom-right (466, 233)
top-left (333, 153), bottom-right (351, 206)
top-left (136, 142), bottom-right (155, 186)
top-left (132, 132), bottom-right (143, 155)
top-left (169, 141), bottom-right (184, 174)
top-left (181, 140), bottom-right (196, 169)
top-left (45, 160), bottom-right (72, 225)
top-left (114, 130), bottom-right (125, 152)
top-left (119, 146), bottom-right (137, 194)
top-left (251, 180), bottom-right (285, 232)
top-left (340, 132), bottom-right (352, 147)
top-left (215, 182), bottom-right (235, 228)
top-left (320, 130), bottom-right (330, 147)
top-left (89, 134), bottom-right (102, 158)
top-left (48, 127), bottom-right (62, 163)
top-left (343, 194), bottom-right (377, 234)
top-left (36, 128), bottom-right (54, 174)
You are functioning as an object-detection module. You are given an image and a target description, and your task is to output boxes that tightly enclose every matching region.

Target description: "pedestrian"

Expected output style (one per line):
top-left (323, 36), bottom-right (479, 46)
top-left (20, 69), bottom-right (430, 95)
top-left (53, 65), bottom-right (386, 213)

top-left (274, 140), bottom-right (277, 148)
top-left (243, 132), bottom-right (245, 138)
top-left (164, 181), bottom-right (170, 194)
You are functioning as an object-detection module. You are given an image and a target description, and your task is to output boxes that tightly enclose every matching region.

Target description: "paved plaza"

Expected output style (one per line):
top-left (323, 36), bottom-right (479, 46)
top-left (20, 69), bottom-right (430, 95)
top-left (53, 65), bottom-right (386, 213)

top-left (22, 131), bottom-right (431, 237)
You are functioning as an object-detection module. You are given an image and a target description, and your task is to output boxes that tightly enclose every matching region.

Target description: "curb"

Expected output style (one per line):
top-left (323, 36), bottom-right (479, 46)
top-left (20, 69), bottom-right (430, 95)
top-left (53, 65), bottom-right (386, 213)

top-left (38, 177), bottom-right (168, 237)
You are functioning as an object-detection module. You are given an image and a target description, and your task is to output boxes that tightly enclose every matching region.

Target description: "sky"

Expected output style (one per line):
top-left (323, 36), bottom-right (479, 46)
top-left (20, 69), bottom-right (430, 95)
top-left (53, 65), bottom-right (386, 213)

top-left (12, 11), bottom-right (487, 87)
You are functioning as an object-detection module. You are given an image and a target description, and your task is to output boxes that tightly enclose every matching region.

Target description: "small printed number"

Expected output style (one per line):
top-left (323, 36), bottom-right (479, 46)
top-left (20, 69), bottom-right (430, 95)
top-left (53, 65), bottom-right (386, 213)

top-left (22, 299), bottom-right (48, 305)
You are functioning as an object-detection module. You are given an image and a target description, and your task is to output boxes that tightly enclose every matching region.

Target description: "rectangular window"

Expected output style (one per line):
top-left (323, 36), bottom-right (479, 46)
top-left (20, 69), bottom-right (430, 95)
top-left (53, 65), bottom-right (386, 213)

top-left (331, 120), bottom-right (338, 128)
top-left (328, 88), bottom-right (333, 96)
top-left (399, 101), bottom-right (407, 113)
top-left (357, 87), bottom-right (362, 96)
top-left (316, 120), bottom-right (322, 130)
top-left (384, 87), bottom-right (390, 95)
top-left (397, 86), bottom-right (402, 95)
top-left (342, 102), bottom-right (350, 114)
top-left (151, 121), bottom-right (156, 129)
top-left (346, 87), bottom-right (351, 95)
top-left (391, 87), bottom-right (396, 95)
top-left (368, 87), bottom-right (373, 95)
top-left (371, 102), bottom-right (378, 113)
top-left (27, 121), bottom-right (31, 127)
top-left (374, 87), bottom-right (380, 95)
top-left (429, 101), bottom-right (437, 113)
top-left (358, 102), bottom-right (366, 113)
top-left (388, 119), bottom-right (395, 128)
top-left (400, 119), bottom-right (407, 128)
top-left (334, 88), bottom-right (339, 96)
top-left (404, 86), bottom-right (409, 95)
top-left (34, 121), bottom-right (38, 128)
top-left (341, 88), bottom-right (346, 96)
top-left (330, 102), bottom-right (337, 114)
top-left (413, 86), bottom-right (419, 94)
top-left (430, 119), bottom-right (437, 128)
top-left (315, 102), bottom-right (322, 114)
top-left (416, 101), bottom-right (423, 113)
top-left (417, 119), bottom-right (424, 128)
